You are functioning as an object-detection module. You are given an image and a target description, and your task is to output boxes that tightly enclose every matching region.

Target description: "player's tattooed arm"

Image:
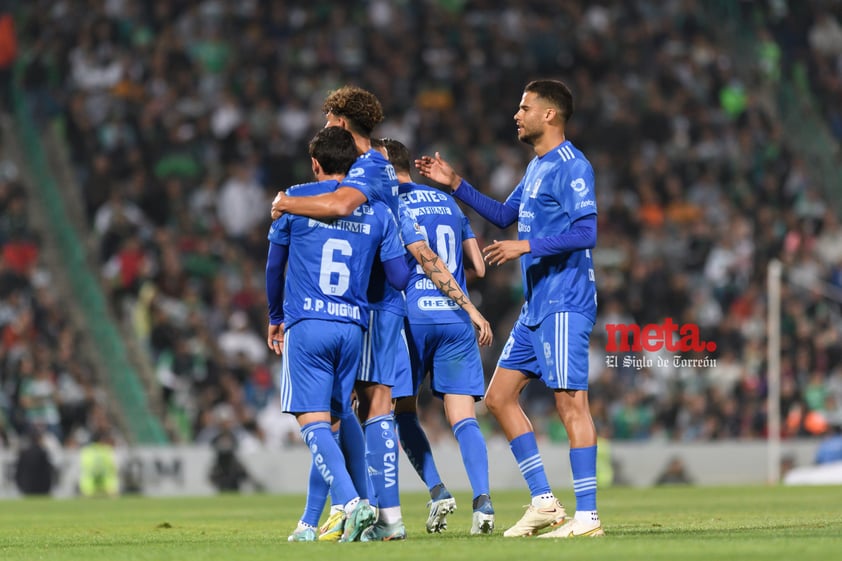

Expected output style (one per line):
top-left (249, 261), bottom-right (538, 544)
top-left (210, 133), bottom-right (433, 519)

top-left (418, 246), bottom-right (469, 307)
top-left (406, 241), bottom-right (493, 346)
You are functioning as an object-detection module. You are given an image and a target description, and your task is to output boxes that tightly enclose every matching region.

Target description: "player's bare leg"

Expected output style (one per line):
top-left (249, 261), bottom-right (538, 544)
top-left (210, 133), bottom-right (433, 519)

top-left (553, 390), bottom-right (596, 448)
top-left (484, 367), bottom-right (532, 439)
top-left (356, 381), bottom-right (393, 421)
top-left (485, 367), bottom-right (566, 537)
top-left (537, 390), bottom-right (603, 538)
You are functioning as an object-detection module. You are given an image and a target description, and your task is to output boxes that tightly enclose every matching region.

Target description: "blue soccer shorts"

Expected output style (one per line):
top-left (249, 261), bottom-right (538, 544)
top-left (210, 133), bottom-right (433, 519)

top-left (406, 321), bottom-right (485, 399)
top-left (497, 311), bottom-right (593, 390)
top-left (357, 309), bottom-right (413, 399)
top-left (279, 319), bottom-right (363, 416)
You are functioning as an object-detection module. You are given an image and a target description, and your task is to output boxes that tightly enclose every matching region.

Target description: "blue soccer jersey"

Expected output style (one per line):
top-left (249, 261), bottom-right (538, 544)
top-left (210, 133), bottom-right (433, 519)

top-left (340, 149), bottom-right (425, 316)
top-left (340, 149), bottom-right (400, 216)
top-left (504, 140), bottom-right (598, 326)
top-left (399, 181), bottom-right (474, 325)
top-left (267, 179), bottom-right (405, 329)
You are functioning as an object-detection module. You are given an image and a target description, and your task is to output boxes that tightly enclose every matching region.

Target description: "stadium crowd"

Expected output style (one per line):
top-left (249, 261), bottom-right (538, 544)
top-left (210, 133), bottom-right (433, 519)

top-left (6, 0), bottom-right (842, 451)
top-left (768, 0), bottom-right (842, 143)
top-left (0, 155), bottom-right (116, 453)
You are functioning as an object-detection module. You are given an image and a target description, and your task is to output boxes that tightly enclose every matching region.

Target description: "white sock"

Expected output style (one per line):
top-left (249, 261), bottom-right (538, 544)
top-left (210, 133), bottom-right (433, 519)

top-left (343, 497), bottom-right (360, 514)
top-left (378, 506), bottom-right (402, 524)
top-left (296, 521), bottom-right (316, 531)
top-left (532, 493), bottom-right (557, 508)
top-left (329, 504), bottom-right (343, 515)
top-left (574, 510), bottom-right (600, 524)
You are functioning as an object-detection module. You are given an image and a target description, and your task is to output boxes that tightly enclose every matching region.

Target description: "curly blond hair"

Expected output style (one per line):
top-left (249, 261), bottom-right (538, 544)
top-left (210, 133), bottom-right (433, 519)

top-left (322, 86), bottom-right (384, 137)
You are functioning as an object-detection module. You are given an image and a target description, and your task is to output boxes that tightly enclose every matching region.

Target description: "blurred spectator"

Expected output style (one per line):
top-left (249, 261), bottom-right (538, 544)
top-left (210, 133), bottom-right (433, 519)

top-left (216, 162), bottom-right (265, 240)
top-left (256, 396), bottom-right (301, 449)
top-left (0, 407), bottom-right (12, 450)
top-left (14, 425), bottom-right (55, 495)
top-left (196, 403), bottom-right (261, 453)
top-left (814, 423), bottom-right (842, 464)
top-left (217, 310), bottom-right (266, 369)
top-left (78, 431), bottom-right (119, 497)
top-left (808, 11), bottom-right (842, 57)
top-left (0, 7), bottom-right (17, 115)
top-left (655, 456), bottom-right (694, 485)
top-left (207, 404), bottom-right (262, 493)
top-left (18, 358), bottom-right (62, 441)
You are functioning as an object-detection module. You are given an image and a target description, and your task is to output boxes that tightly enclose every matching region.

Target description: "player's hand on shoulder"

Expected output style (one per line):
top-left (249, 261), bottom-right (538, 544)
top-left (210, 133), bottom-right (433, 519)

top-left (271, 191), bottom-right (285, 220)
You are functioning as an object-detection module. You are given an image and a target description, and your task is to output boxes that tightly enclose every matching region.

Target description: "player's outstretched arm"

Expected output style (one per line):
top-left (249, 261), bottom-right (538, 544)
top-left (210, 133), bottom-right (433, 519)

top-left (405, 239), bottom-right (492, 347)
top-left (270, 187), bottom-right (367, 220)
top-left (483, 216), bottom-right (597, 266)
top-left (463, 237), bottom-right (486, 278)
top-left (414, 151), bottom-right (462, 191)
top-left (416, 152), bottom-right (517, 229)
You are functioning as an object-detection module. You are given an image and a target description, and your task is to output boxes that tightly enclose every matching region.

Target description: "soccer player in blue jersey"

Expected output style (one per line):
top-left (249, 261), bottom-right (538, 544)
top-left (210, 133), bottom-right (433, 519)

top-left (383, 138), bottom-right (496, 535)
top-left (265, 126), bottom-right (411, 542)
top-left (416, 79), bottom-right (604, 538)
top-left (271, 86), bottom-right (491, 541)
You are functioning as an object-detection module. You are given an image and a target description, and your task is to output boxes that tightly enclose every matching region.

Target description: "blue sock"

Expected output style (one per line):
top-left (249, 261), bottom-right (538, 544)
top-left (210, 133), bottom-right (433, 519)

top-left (339, 411), bottom-right (369, 501)
top-left (327, 427), bottom-right (341, 506)
top-left (364, 413), bottom-right (400, 509)
top-left (302, 460), bottom-right (329, 527)
top-left (570, 445), bottom-right (598, 511)
top-left (300, 421), bottom-right (357, 506)
top-left (452, 418), bottom-right (489, 500)
top-left (305, 427), bottom-right (338, 518)
top-left (509, 432), bottom-right (551, 497)
top-left (395, 412), bottom-right (443, 492)
top-left (366, 459), bottom-right (377, 507)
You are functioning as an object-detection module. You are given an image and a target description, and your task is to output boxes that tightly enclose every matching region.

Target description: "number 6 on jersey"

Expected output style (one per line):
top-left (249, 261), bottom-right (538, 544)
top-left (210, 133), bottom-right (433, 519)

top-left (319, 238), bottom-right (352, 295)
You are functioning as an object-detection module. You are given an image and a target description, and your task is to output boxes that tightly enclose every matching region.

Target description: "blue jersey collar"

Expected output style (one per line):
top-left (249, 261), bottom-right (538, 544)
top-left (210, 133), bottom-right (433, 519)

top-left (539, 140), bottom-right (571, 161)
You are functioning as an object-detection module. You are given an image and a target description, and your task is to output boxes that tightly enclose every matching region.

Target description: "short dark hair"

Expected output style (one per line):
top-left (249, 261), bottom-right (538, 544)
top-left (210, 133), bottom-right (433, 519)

top-left (524, 80), bottom-right (574, 123)
top-left (322, 86), bottom-right (384, 137)
top-left (308, 127), bottom-right (358, 176)
top-left (380, 138), bottom-right (410, 174)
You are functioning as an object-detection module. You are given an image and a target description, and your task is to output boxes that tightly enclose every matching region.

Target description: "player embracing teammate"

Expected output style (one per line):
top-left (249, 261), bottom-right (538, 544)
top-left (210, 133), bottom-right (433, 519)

top-left (269, 79), bottom-right (603, 541)
top-left (269, 86), bottom-right (491, 542)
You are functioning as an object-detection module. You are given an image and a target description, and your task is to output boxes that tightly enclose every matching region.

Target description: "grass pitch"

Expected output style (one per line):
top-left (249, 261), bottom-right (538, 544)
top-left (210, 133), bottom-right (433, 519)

top-left (1, 485), bottom-right (840, 561)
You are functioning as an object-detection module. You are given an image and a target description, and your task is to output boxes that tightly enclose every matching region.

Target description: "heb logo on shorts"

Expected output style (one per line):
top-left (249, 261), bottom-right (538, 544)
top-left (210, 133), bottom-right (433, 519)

top-left (605, 318), bottom-right (716, 353)
top-left (418, 296), bottom-right (459, 311)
